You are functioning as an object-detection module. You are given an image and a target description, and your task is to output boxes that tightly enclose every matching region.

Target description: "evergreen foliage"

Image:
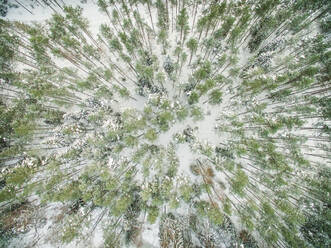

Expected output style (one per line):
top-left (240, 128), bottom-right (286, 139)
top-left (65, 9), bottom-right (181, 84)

top-left (0, 0), bottom-right (330, 247)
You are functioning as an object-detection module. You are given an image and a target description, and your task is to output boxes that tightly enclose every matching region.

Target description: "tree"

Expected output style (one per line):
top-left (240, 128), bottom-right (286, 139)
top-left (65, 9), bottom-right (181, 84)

top-left (186, 38), bottom-right (198, 65)
top-left (0, 20), bottom-right (18, 83)
top-left (157, 28), bottom-right (169, 54)
top-left (176, 7), bottom-right (189, 46)
top-left (1, 1), bottom-right (330, 247)
top-left (141, 0), bottom-right (156, 33)
top-left (207, 89), bottom-right (222, 105)
top-left (144, 128), bottom-right (158, 141)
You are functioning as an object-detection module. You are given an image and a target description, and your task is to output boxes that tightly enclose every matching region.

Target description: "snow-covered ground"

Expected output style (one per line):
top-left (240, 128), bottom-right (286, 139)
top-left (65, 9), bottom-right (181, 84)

top-left (2, 1), bottom-right (329, 248)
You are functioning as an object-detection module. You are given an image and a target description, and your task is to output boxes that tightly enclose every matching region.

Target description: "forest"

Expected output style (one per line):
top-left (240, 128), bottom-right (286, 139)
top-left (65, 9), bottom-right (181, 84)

top-left (0, 0), bottom-right (330, 247)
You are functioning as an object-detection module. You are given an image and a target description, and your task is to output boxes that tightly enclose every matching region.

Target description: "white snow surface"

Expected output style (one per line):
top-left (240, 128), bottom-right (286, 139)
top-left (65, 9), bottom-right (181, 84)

top-left (4, 1), bottom-right (232, 247)
top-left (4, 1), bottom-right (326, 248)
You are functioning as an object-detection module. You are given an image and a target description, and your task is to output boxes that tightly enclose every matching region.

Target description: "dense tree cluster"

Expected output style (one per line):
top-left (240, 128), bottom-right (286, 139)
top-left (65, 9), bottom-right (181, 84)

top-left (0, 0), bottom-right (330, 247)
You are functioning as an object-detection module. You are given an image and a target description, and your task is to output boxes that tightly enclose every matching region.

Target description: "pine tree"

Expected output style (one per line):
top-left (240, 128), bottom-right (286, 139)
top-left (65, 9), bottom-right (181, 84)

top-left (0, 1), bottom-right (330, 247)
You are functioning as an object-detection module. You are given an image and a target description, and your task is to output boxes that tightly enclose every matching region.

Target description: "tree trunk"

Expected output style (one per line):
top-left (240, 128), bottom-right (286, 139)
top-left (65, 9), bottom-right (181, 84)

top-left (147, 2), bottom-right (155, 33)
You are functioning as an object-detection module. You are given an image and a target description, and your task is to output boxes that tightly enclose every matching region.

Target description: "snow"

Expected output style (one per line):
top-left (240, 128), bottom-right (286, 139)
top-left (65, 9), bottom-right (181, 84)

top-left (5, 2), bottom-right (237, 246)
top-left (140, 220), bottom-right (159, 248)
top-left (8, 202), bottom-right (64, 248)
top-left (6, 0), bottom-right (102, 31)
top-left (5, 1), bottom-right (54, 23)
top-left (2, 1), bottom-right (329, 248)
top-left (176, 143), bottom-right (194, 176)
